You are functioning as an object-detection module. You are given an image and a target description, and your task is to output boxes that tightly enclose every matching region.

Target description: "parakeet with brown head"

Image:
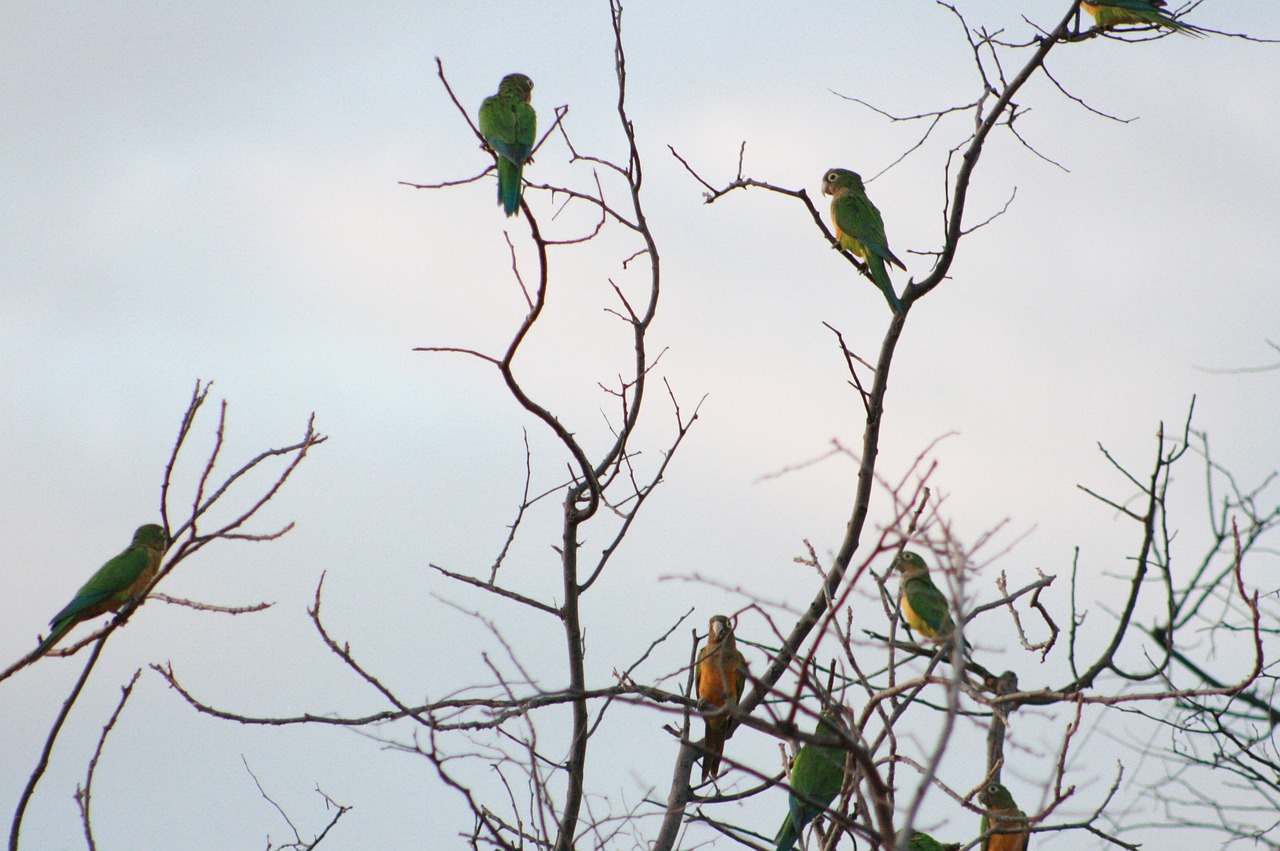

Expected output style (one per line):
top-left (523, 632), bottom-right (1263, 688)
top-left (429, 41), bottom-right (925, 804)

top-left (821, 167), bottom-right (906, 313)
top-left (979, 781), bottom-right (1029, 851)
top-left (894, 551), bottom-right (956, 644)
top-left (696, 614), bottom-right (749, 782)
top-left (33, 524), bottom-right (168, 660)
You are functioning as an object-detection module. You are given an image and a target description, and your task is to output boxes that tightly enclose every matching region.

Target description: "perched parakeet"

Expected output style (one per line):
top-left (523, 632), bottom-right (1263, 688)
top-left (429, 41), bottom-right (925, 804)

top-left (478, 73), bottom-right (537, 216)
top-left (821, 167), bottom-right (906, 314)
top-left (696, 614), bottom-right (749, 783)
top-left (894, 551), bottom-right (957, 645)
top-left (33, 524), bottom-right (168, 659)
top-left (1081, 0), bottom-right (1207, 36)
top-left (908, 830), bottom-right (961, 851)
top-left (979, 782), bottom-right (1029, 851)
top-left (775, 709), bottom-right (846, 851)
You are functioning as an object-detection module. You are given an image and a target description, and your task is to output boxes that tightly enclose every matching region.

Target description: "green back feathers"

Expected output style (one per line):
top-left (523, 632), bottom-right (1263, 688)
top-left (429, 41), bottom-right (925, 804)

top-left (775, 709), bottom-right (847, 851)
top-left (35, 523), bottom-right (168, 659)
top-left (479, 73), bottom-right (537, 216)
top-left (821, 167), bottom-right (905, 312)
top-left (908, 830), bottom-right (960, 851)
top-left (1084, 0), bottom-right (1208, 36)
top-left (50, 523), bottom-right (168, 626)
top-left (822, 169), bottom-right (898, 263)
top-left (895, 551), bottom-right (954, 641)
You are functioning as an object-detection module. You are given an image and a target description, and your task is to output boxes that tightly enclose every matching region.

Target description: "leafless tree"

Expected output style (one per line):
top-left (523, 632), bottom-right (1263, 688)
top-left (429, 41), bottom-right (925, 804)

top-left (6, 381), bottom-right (326, 850)
top-left (12, 3), bottom-right (1277, 850)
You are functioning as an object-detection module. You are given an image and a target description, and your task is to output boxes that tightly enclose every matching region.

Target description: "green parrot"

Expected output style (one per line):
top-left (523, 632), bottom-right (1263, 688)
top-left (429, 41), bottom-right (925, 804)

top-left (979, 782), bottom-right (1029, 851)
top-left (775, 709), bottom-right (846, 851)
top-left (893, 551), bottom-right (958, 645)
top-left (33, 524), bottom-right (168, 660)
top-left (478, 72), bottom-right (536, 216)
top-left (908, 830), bottom-right (961, 851)
top-left (1081, 1), bottom-right (1207, 36)
top-left (821, 167), bottom-right (906, 314)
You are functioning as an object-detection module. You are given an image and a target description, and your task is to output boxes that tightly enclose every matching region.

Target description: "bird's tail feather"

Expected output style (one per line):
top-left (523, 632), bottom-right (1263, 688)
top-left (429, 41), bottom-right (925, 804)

top-left (775, 815), bottom-right (799, 851)
top-left (702, 718), bottom-right (727, 782)
top-left (32, 619), bottom-right (73, 661)
top-left (1168, 18), bottom-right (1208, 37)
top-left (869, 256), bottom-right (902, 313)
top-left (498, 157), bottom-right (523, 216)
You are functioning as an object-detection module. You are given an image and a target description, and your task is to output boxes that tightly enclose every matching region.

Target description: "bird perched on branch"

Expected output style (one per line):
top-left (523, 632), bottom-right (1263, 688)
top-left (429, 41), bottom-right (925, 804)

top-left (821, 167), bottom-right (906, 314)
top-left (775, 708), bottom-right (846, 851)
top-left (478, 72), bottom-right (537, 216)
top-left (1081, 0), bottom-right (1208, 36)
top-left (979, 782), bottom-right (1029, 851)
top-left (33, 524), bottom-right (168, 660)
top-left (695, 614), bottom-right (749, 782)
top-left (894, 550), bottom-right (962, 646)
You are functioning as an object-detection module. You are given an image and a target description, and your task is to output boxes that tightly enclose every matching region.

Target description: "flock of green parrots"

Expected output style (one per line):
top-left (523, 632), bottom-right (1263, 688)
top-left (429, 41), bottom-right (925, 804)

top-left (31, 534), bottom-right (1018, 848)
top-left (697, 551), bottom-right (1027, 850)
top-left (28, 2), bottom-right (1208, 846)
top-left (474, 1), bottom-right (1205, 316)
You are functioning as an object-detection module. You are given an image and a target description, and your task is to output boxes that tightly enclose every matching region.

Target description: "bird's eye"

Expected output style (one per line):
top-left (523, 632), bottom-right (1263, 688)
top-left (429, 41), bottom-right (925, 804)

top-left (825, 171), bottom-right (836, 182)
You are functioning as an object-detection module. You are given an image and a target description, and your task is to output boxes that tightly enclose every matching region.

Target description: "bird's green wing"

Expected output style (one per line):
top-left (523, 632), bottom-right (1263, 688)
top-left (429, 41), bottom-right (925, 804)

top-left (479, 96), bottom-right (516, 157)
top-left (730, 647), bottom-right (748, 703)
top-left (832, 193), bottom-right (906, 270)
top-left (48, 546), bottom-right (151, 630)
top-left (479, 76), bottom-right (537, 216)
top-left (1084, 0), bottom-right (1206, 35)
top-left (776, 712), bottom-right (846, 850)
top-left (480, 95), bottom-right (535, 163)
top-left (909, 830), bottom-right (956, 851)
top-left (832, 192), bottom-right (905, 312)
top-left (513, 99), bottom-right (535, 157)
top-left (35, 525), bottom-right (165, 659)
top-left (903, 575), bottom-right (952, 640)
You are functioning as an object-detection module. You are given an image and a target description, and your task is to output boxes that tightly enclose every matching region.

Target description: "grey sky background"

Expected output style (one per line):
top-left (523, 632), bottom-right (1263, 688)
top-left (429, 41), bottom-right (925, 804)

top-left (2, 2), bottom-right (1277, 848)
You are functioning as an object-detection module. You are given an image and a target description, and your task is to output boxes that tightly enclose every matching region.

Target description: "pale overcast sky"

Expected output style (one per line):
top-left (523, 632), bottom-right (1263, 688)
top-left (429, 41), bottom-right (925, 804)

top-left (2, 2), bottom-right (1278, 848)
